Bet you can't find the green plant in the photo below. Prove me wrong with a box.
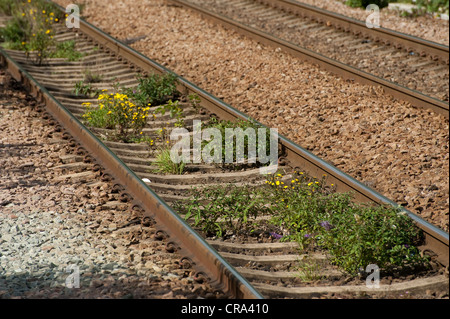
[264,172,429,275]
[203,117,272,167]
[26,28,54,65]
[176,184,269,238]
[21,5,55,64]
[82,68,103,83]
[188,93,201,111]
[179,169,429,275]
[80,101,112,129]
[128,135,155,147]
[154,99,184,127]
[153,146,186,175]
[0,0,66,64]
[415,0,449,13]
[320,202,427,275]
[0,0,17,15]
[0,14,27,48]
[345,0,389,8]
[294,258,324,282]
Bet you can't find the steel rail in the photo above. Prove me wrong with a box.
[0,39,264,301]
[168,0,449,119]
[257,0,449,63]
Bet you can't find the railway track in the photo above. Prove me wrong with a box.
[168,0,449,119]
[1,3,449,298]
[0,72,230,299]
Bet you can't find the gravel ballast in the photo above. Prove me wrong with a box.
[52,0,449,232]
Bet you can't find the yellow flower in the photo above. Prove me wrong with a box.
[42,10,45,14]
[275,181,280,186]
[45,29,51,34]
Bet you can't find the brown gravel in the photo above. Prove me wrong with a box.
[53,0,449,234]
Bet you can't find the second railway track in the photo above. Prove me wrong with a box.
[169,0,449,118]
[0,1,448,299]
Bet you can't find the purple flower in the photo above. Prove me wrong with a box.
[319,221,333,231]
[270,232,283,239]
[304,234,312,238]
